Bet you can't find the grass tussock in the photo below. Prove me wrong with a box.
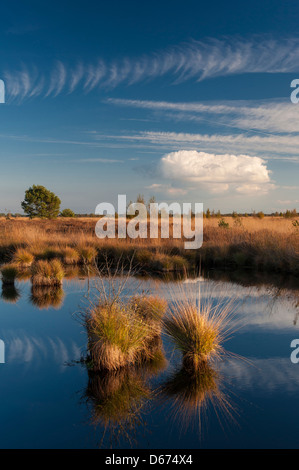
[84,262,166,371]
[164,284,237,370]
[31,259,65,286]
[61,247,80,265]
[130,295,167,332]
[87,302,152,371]
[77,245,97,264]
[13,248,34,267]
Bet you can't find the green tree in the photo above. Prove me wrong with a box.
[60,208,75,217]
[21,185,61,219]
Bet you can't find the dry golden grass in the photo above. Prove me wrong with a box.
[31,259,65,286]
[0,216,298,275]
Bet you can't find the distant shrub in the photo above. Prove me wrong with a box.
[285,209,297,218]
[60,208,75,217]
[257,211,265,219]
[218,218,229,229]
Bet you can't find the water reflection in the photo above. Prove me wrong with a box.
[1,284,21,303]
[82,338,167,447]
[160,362,235,434]
[30,286,65,310]
[84,367,151,447]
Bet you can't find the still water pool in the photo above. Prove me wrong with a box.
[0,273,299,449]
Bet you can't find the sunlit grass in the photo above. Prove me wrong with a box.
[31,259,65,286]
[164,283,238,370]
[13,248,34,267]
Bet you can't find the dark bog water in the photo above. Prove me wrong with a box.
[0,273,299,449]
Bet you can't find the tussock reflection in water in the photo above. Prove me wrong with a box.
[160,362,236,433]
[30,286,65,310]
[1,284,21,303]
[83,346,167,447]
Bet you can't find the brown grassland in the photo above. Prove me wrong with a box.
[0,216,298,275]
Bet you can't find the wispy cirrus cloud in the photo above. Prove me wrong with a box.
[92,130,299,159]
[4,36,299,101]
[107,98,299,134]
[75,157,124,163]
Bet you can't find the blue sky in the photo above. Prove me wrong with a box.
[1,0,299,213]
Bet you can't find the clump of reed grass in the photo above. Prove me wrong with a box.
[149,253,188,272]
[77,246,97,264]
[130,295,167,333]
[84,259,166,371]
[31,259,65,286]
[164,283,237,370]
[135,248,153,265]
[1,264,18,285]
[15,268,31,281]
[87,302,153,371]
[150,253,174,272]
[30,286,64,309]
[60,246,80,265]
[13,248,34,267]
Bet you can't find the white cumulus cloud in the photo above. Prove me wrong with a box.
[160,150,274,194]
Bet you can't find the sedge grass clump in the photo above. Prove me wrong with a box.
[1,264,18,285]
[13,248,34,267]
[150,253,174,272]
[60,246,80,265]
[164,284,237,371]
[84,259,166,371]
[77,246,97,264]
[31,259,65,286]
[130,295,167,333]
[87,302,152,371]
